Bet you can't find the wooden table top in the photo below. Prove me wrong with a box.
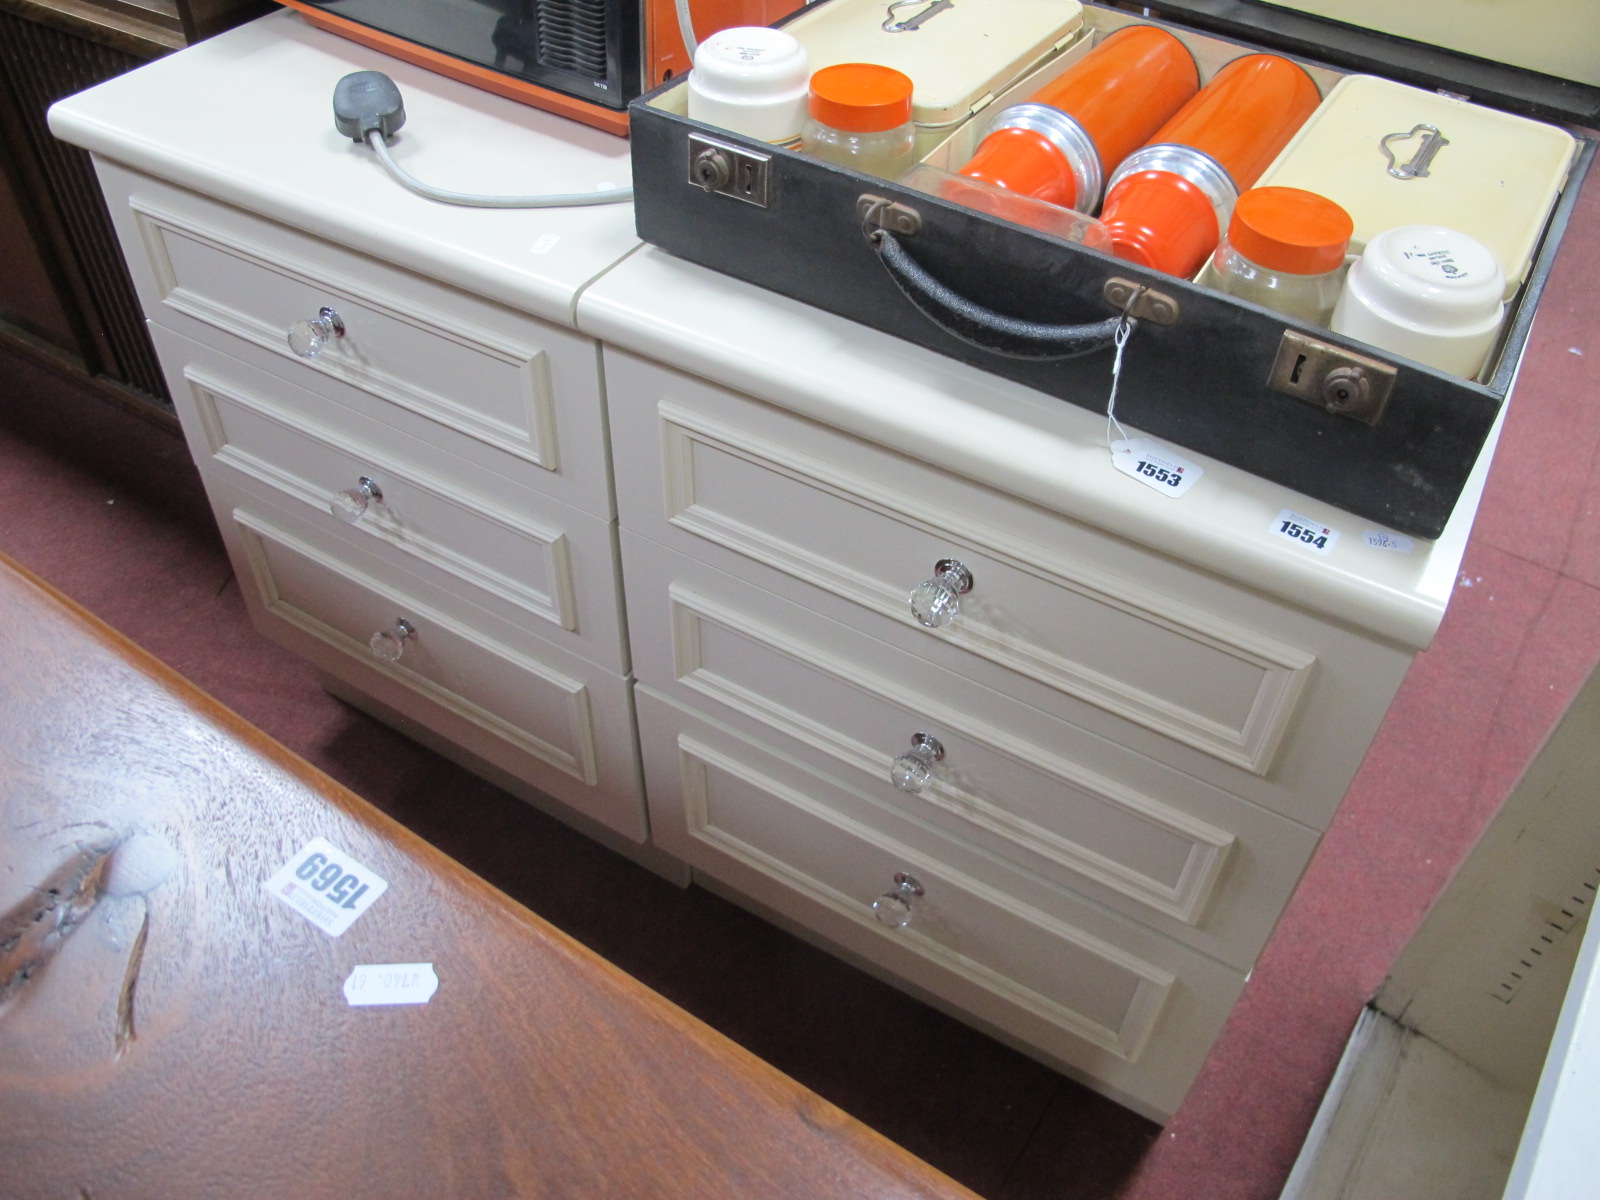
[0,553,979,1200]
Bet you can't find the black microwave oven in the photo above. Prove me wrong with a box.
[277,0,797,135]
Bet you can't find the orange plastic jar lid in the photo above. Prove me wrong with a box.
[1227,186,1354,274]
[808,63,915,133]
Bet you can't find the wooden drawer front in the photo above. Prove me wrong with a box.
[608,361,1313,778]
[154,330,624,672]
[623,534,1318,969]
[637,688,1243,1121]
[211,484,643,840]
[112,171,611,516]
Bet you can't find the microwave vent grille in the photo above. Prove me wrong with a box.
[535,0,610,81]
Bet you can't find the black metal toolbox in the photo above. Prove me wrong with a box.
[628,0,1599,539]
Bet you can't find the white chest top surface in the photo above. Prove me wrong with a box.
[577,246,1493,649]
[48,11,641,327]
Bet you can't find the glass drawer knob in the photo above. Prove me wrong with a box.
[288,306,345,358]
[890,732,944,794]
[369,617,415,662]
[331,476,382,523]
[872,871,925,929]
[909,559,973,628]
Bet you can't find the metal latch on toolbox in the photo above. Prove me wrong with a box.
[1269,331,1397,425]
[687,135,771,207]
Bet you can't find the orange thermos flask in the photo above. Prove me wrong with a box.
[1099,53,1323,277]
[957,25,1199,213]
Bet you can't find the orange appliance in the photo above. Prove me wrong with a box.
[277,0,798,136]
[1098,52,1322,276]
[958,25,1198,212]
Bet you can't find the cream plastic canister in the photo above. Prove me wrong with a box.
[1331,225,1506,378]
[686,27,810,144]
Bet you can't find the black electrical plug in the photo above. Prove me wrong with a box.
[333,71,406,143]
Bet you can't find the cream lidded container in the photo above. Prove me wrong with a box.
[686,26,811,144]
[1331,225,1507,379]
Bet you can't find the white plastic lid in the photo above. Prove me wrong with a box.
[1350,225,1506,329]
[686,27,810,142]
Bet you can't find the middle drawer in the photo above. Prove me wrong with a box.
[623,533,1318,971]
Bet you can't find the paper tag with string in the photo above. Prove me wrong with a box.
[1112,437,1203,497]
[1102,302,1203,499]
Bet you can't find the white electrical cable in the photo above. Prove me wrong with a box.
[674,0,699,58]
[366,130,633,208]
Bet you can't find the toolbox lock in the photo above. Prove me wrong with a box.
[688,135,771,207]
[1322,366,1371,412]
[691,147,732,192]
[1269,331,1396,426]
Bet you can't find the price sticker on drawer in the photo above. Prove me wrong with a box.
[1272,509,1340,555]
[265,836,389,937]
[1111,438,1203,498]
[1363,529,1415,554]
[344,963,438,1007]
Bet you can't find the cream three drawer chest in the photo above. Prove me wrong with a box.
[51,11,1496,1121]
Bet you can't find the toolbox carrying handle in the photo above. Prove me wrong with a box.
[869,228,1123,360]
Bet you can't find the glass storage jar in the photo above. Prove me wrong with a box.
[1213,186,1353,324]
[800,63,916,181]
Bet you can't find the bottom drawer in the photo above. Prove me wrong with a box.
[211,478,646,840]
[637,687,1243,1121]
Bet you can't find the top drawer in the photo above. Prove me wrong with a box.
[606,347,1414,828]
[95,161,614,519]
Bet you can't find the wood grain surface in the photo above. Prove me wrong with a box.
[0,552,980,1200]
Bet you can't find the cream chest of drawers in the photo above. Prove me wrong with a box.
[50,15,654,855]
[52,12,1492,1122]
[579,249,1489,1119]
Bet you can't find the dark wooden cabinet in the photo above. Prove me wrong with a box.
[0,0,269,415]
